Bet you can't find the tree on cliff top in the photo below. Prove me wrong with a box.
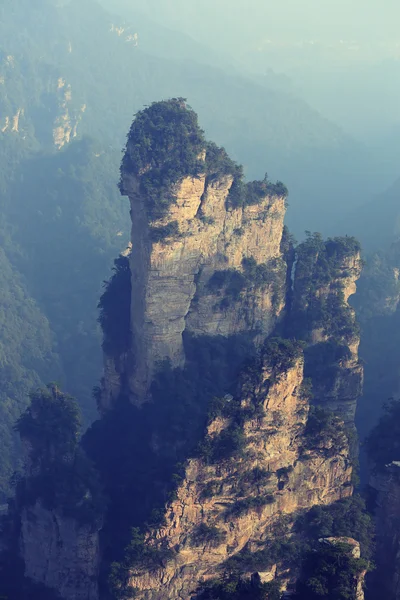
[119,98,288,217]
[15,385,105,525]
[120,98,206,217]
[15,383,80,467]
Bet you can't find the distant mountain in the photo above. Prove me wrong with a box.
[340,176,400,252]
[0,0,382,496]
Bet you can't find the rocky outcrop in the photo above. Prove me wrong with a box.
[112,155,287,405]
[319,538,366,600]
[292,235,363,424]
[53,78,86,149]
[369,463,400,600]
[125,347,352,600]
[20,501,100,600]
[15,385,103,600]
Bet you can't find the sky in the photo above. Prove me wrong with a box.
[130,0,400,44]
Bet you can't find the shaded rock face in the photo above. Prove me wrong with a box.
[319,538,366,600]
[127,354,352,600]
[292,238,363,424]
[108,166,287,405]
[20,501,100,600]
[369,464,400,600]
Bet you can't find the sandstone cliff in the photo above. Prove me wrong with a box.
[124,342,352,600]
[99,100,289,407]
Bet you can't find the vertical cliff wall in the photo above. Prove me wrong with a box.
[15,386,103,600]
[102,100,288,407]
[20,501,100,600]
[119,341,352,600]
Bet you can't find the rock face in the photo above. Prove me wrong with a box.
[126,348,352,600]
[292,235,363,424]
[106,146,287,405]
[369,463,400,600]
[20,501,100,600]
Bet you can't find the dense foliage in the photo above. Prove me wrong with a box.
[0,249,59,498]
[296,542,368,600]
[291,233,361,342]
[296,495,375,561]
[16,385,105,525]
[16,384,81,463]
[197,575,281,600]
[302,407,348,459]
[207,258,286,311]
[98,256,131,358]
[121,99,205,218]
[227,173,288,209]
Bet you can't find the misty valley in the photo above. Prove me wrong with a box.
[0,1,400,600]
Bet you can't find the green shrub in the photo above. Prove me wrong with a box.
[98,255,131,358]
[296,542,369,600]
[207,269,247,301]
[225,538,303,573]
[192,523,227,547]
[16,384,81,465]
[200,480,221,499]
[263,337,304,372]
[196,575,281,600]
[291,233,361,342]
[295,495,374,561]
[226,494,275,517]
[15,385,105,526]
[205,142,242,182]
[302,407,348,458]
[120,99,205,219]
[149,220,180,242]
[199,426,246,464]
[227,173,288,209]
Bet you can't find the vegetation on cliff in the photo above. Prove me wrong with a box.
[98,255,131,358]
[297,541,368,600]
[196,576,281,600]
[16,384,105,525]
[120,99,288,221]
[292,233,361,342]
[207,257,286,310]
[120,98,206,218]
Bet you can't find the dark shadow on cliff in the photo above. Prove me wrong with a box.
[83,332,257,591]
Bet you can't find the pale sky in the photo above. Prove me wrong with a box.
[134,0,400,41]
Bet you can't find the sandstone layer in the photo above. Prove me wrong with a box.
[108,163,287,406]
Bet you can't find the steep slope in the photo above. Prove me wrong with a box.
[290,234,363,424]
[103,100,288,406]
[125,342,352,600]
